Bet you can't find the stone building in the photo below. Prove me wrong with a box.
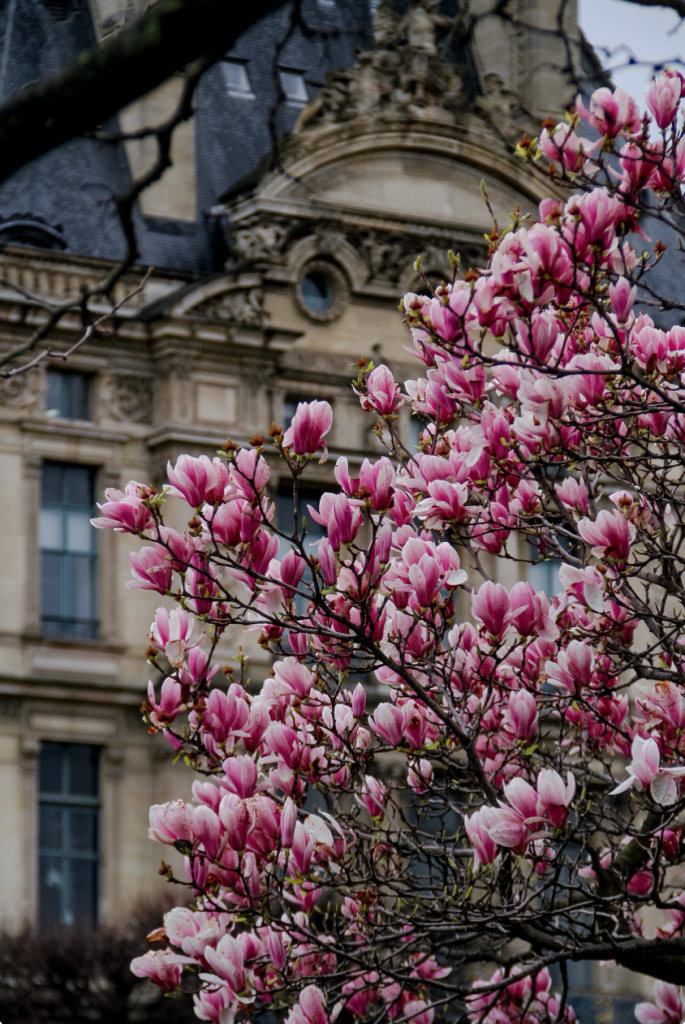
[0,1,642,1019]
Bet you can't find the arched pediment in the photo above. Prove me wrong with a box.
[229,127,552,237]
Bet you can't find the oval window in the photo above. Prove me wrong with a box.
[300,271,333,315]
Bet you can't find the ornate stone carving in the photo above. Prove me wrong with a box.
[293,0,465,133]
[232,220,289,263]
[106,375,153,424]
[194,288,265,326]
[0,372,40,407]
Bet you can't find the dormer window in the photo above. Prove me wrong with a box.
[0,215,66,251]
[279,69,309,106]
[223,60,254,99]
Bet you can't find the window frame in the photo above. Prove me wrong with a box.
[278,67,309,106]
[39,461,99,640]
[222,59,255,99]
[37,742,101,930]
[45,369,93,422]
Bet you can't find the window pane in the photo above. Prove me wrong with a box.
[38,855,63,929]
[223,61,252,95]
[66,510,93,553]
[66,554,95,623]
[67,745,99,799]
[279,70,308,103]
[67,374,91,421]
[41,462,63,504]
[45,371,63,415]
[67,857,97,927]
[41,551,63,620]
[63,465,94,507]
[39,744,64,794]
[39,508,62,550]
[39,806,63,851]
[68,809,98,853]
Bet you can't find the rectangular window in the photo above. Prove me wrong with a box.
[39,462,98,639]
[38,742,100,930]
[45,370,92,421]
[279,69,309,105]
[222,60,254,98]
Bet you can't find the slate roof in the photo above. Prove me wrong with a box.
[0,0,373,275]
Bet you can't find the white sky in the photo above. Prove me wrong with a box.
[579,0,685,106]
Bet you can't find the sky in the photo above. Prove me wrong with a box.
[579,0,685,103]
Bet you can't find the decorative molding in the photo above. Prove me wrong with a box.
[232,220,289,263]
[192,286,265,326]
[0,372,40,407]
[105,374,154,424]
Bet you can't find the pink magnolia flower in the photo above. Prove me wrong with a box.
[361,775,388,819]
[352,682,366,718]
[222,755,258,799]
[576,86,641,137]
[128,546,173,594]
[149,607,195,667]
[131,950,181,993]
[167,454,229,508]
[539,122,595,173]
[149,800,193,846]
[464,809,498,869]
[283,400,333,460]
[356,364,406,415]
[230,448,270,500]
[371,703,405,747]
[646,70,683,129]
[408,758,433,795]
[555,477,589,514]
[609,276,637,323]
[192,804,223,861]
[91,482,153,533]
[219,794,254,851]
[635,681,685,732]
[403,1000,434,1024]
[508,689,538,742]
[504,777,539,821]
[558,563,605,612]
[147,677,184,727]
[479,805,531,854]
[578,509,636,563]
[635,981,685,1024]
[508,581,559,642]
[611,735,685,805]
[471,581,511,638]
[286,985,328,1024]
[309,493,363,551]
[280,797,297,847]
[204,934,247,995]
[358,457,396,510]
[272,657,314,699]
[536,769,575,827]
[414,479,472,528]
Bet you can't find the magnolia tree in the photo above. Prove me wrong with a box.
[93,74,685,1024]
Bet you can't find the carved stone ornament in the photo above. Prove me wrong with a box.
[195,287,265,326]
[292,0,465,134]
[233,220,289,263]
[0,371,40,407]
[106,375,153,424]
